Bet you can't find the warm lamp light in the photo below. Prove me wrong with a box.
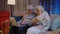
[7,0,15,5]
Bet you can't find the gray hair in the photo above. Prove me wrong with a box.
[35,5,44,11]
[26,5,34,10]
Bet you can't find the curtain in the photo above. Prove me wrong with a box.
[13,0,39,16]
[2,0,39,16]
[39,0,60,15]
[54,0,60,15]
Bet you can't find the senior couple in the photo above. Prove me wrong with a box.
[18,5,50,34]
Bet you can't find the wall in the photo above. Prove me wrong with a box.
[0,0,5,11]
[0,0,39,16]
[0,0,11,16]
[13,0,39,16]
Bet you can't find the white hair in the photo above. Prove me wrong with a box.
[35,5,44,11]
[27,5,34,10]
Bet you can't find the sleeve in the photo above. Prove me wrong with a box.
[17,17,24,24]
[32,18,40,24]
[37,12,51,30]
[21,19,32,26]
[17,19,22,23]
[41,12,51,30]
[17,15,26,24]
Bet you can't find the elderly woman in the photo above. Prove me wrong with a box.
[26,5,51,34]
[18,5,36,34]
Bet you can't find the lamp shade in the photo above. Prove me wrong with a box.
[7,0,15,5]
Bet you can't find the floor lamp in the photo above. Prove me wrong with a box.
[7,0,15,16]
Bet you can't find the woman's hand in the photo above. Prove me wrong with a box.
[32,18,39,25]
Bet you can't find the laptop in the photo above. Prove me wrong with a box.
[10,17,20,27]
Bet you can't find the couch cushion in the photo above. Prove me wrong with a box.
[49,14,60,30]
[50,14,60,22]
[50,14,57,22]
[50,18,60,31]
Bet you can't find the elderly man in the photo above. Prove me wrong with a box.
[26,5,51,34]
[18,5,36,34]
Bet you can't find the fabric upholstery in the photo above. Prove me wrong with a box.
[49,14,60,31]
[0,11,10,30]
[0,11,10,34]
[51,18,60,31]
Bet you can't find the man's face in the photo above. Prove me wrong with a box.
[26,9,33,14]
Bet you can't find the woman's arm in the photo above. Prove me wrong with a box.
[40,12,50,30]
[31,18,40,25]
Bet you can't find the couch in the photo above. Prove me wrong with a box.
[10,14,60,34]
[44,14,60,34]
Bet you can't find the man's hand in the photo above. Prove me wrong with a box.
[21,20,32,25]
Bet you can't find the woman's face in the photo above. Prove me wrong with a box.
[35,9,40,15]
[35,8,43,15]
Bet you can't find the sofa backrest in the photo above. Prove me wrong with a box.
[50,14,60,29]
[50,14,60,23]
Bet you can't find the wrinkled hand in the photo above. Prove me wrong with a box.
[32,18,39,24]
[22,20,32,24]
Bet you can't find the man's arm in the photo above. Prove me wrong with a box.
[17,17,24,24]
